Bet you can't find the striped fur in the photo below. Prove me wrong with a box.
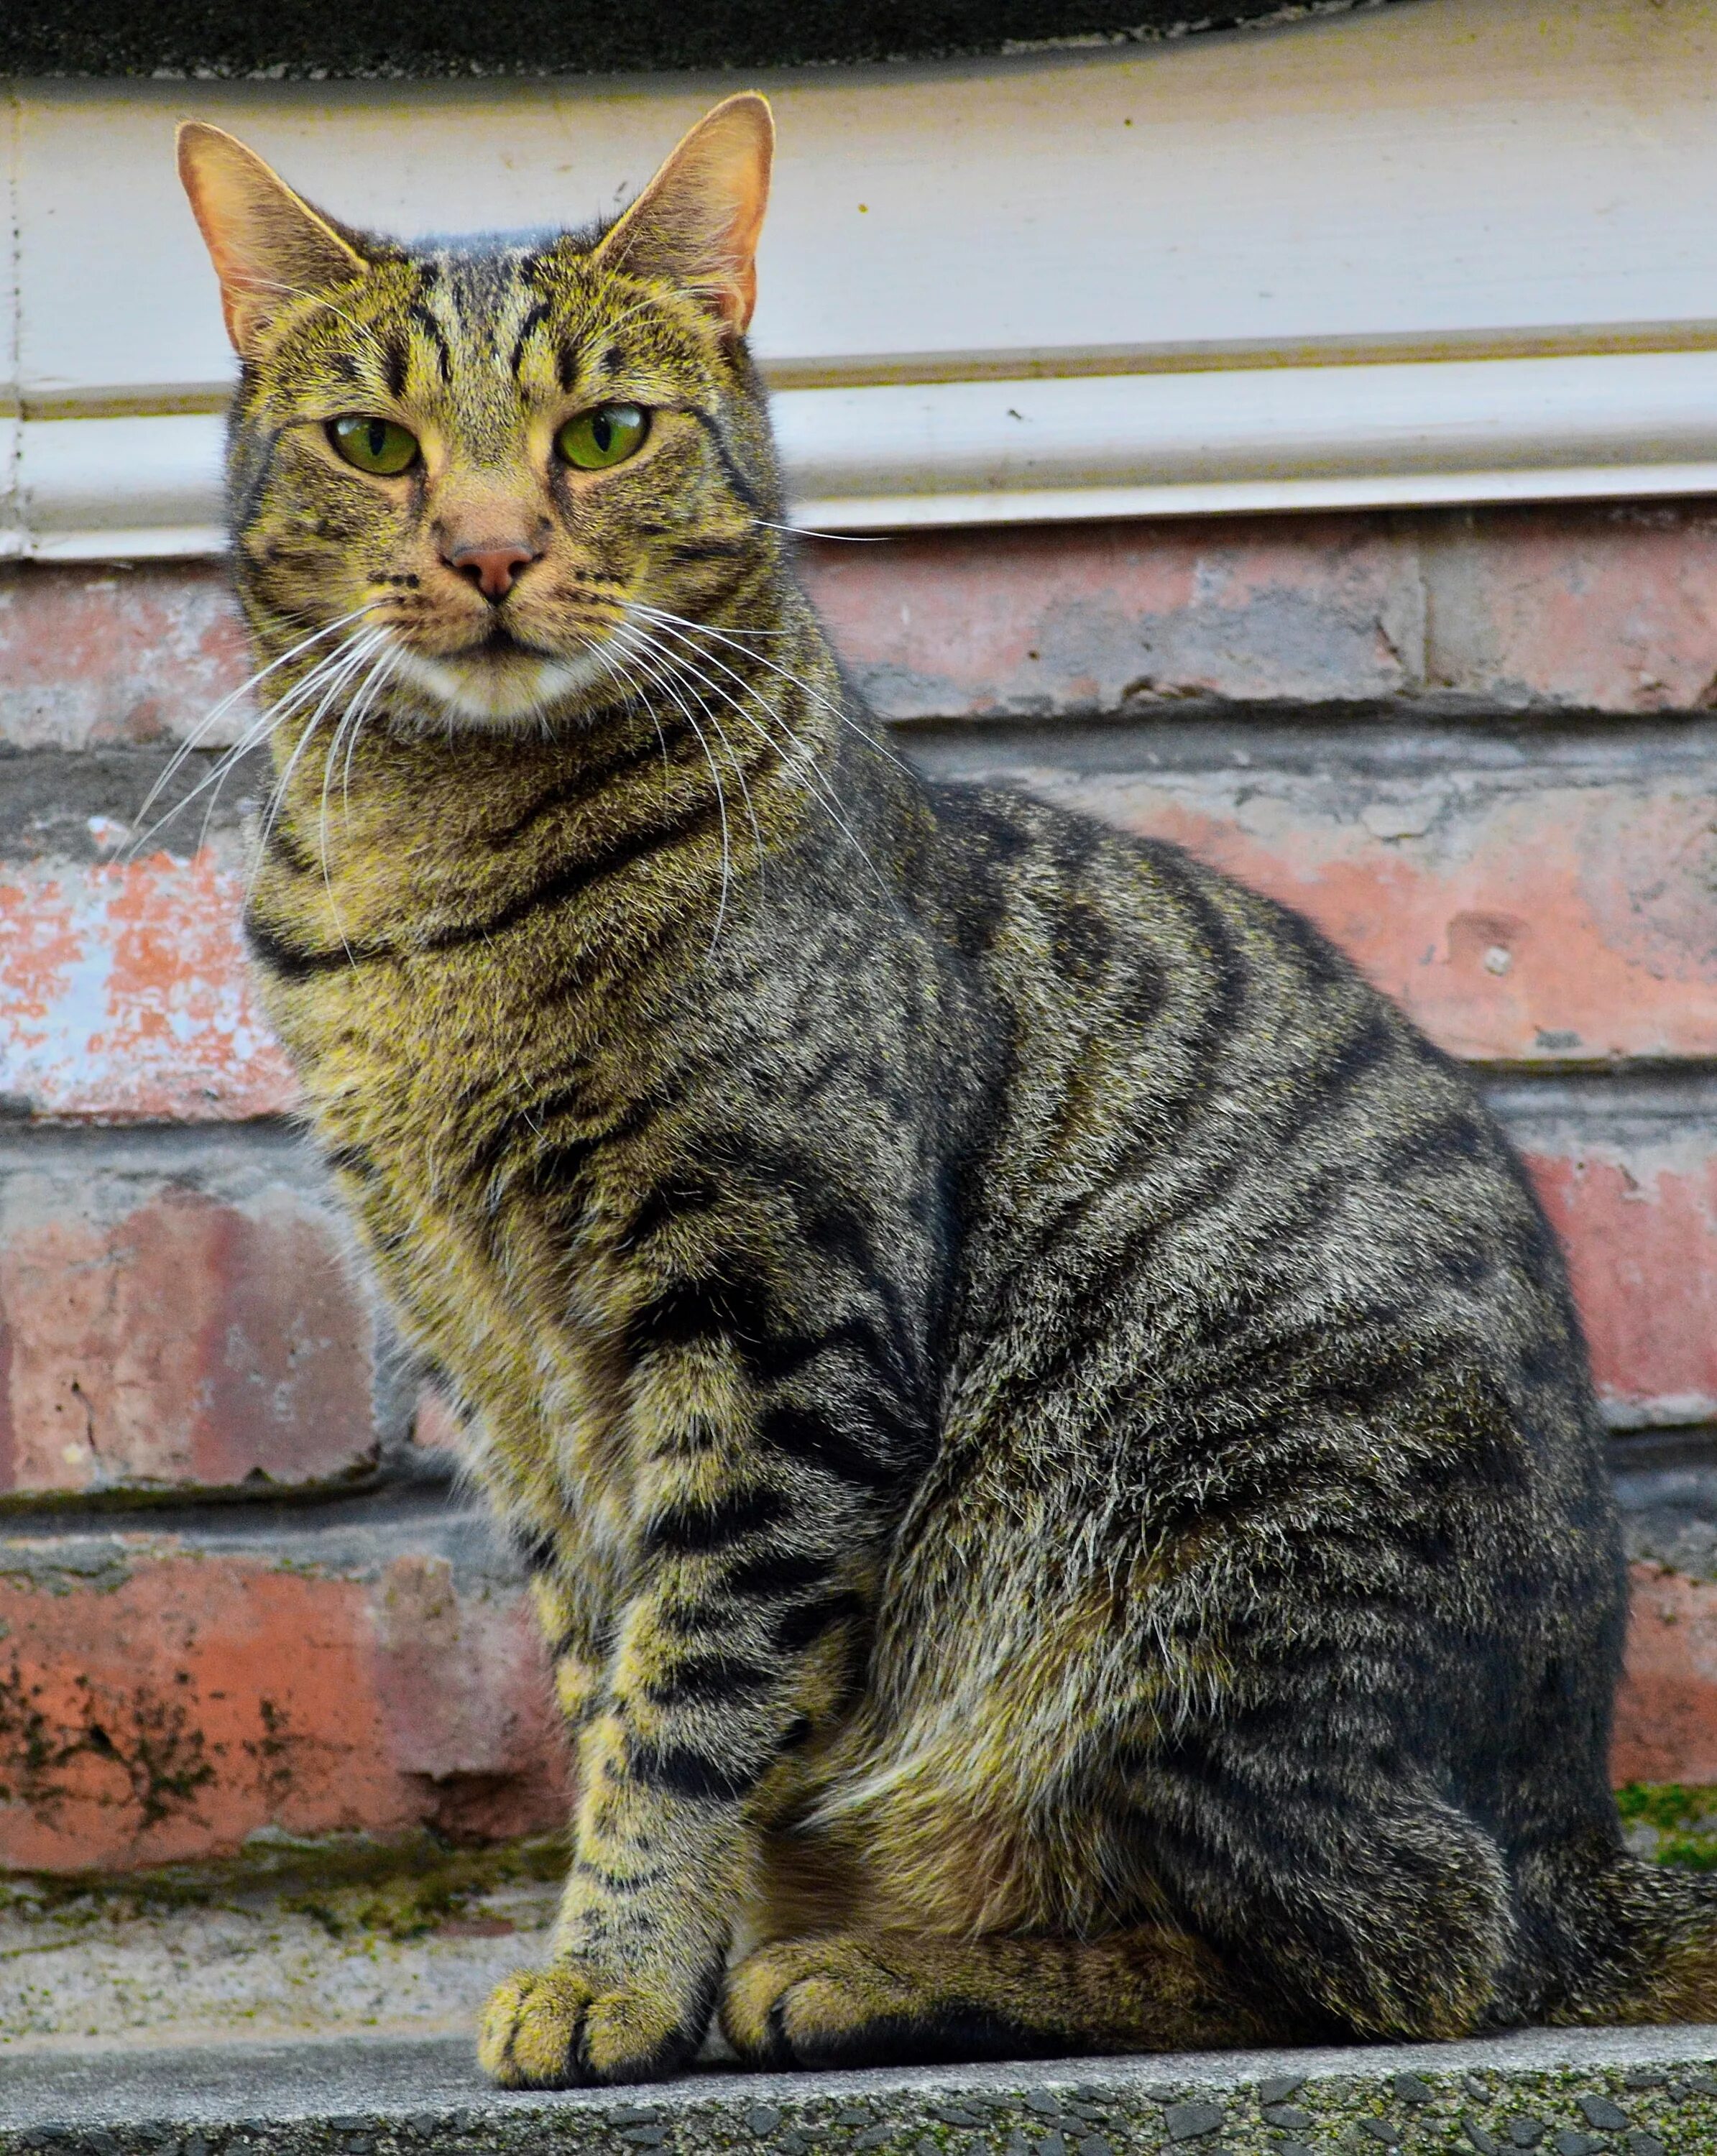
[179,98,1717,2088]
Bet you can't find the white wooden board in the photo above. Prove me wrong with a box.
[4,0,1716,551]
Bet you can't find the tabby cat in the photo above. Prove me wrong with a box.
[177,98,1717,2087]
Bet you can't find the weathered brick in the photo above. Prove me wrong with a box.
[0,1521,1706,1872]
[6,501,1717,757]
[1528,1143,1717,1435]
[809,502,1717,719]
[413,1384,464,1453]
[1614,1564,1717,1785]
[804,514,1425,716]
[0,1128,384,1496]
[0,563,249,752]
[0,1509,568,1871]
[916,720,1717,1065]
[0,833,295,1121]
[7,720,1716,1116]
[1417,503,1717,717]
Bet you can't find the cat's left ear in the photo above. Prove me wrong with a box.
[178,121,369,357]
[593,93,773,335]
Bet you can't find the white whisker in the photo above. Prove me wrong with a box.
[160,628,380,862]
[630,599,913,779]
[753,518,887,543]
[618,626,766,902]
[247,630,390,895]
[629,619,887,897]
[125,602,382,860]
[614,630,734,955]
[313,637,405,961]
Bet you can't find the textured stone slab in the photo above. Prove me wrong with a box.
[2,2025,1716,2152]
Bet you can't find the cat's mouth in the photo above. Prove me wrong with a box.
[385,622,617,725]
[466,621,561,663]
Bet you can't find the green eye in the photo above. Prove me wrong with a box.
[328,416,420,476]
[556,403,650,471]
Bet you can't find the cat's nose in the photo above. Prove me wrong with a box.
[446,539,540,602]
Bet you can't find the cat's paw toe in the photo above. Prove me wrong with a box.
[478,1963,704,2088]
[580,1976,704,2084]
[479,1966,595,2088]
[722,1935,902,2070]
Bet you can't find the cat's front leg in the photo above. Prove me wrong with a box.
[481,1347,882,2087]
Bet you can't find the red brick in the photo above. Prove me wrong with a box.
[0,1160,379,1497]
[6,501,1717,757]
[1525,1135,1717,1432]
[7,739,1713,1117]
[801,514,1424,714]
[3,1120,1701,1493]
[1614,1563,1717,1786]
[412,1384,464,1453]
[0,563,249,752]
[0,1533,568,1871]
[801,499,1717,719]
[921,735,1717,1065]
[1419,503,1717,717]
[0,1531,1704,1871]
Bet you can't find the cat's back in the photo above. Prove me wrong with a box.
[916,775,1608,1506]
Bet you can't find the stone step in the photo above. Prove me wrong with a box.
[2,2025,1715,2155]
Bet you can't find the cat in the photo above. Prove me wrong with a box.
[176,96,1717,2087]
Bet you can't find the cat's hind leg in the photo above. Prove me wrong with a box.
[721,1925,1274,2069]
[722,1766,1515,2069]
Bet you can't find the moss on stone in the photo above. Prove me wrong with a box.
[1617,1782,1717,1871]
[0,1826,566,1939]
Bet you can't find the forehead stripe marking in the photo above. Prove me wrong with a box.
[408,302,454,384]
[508,300,553,381]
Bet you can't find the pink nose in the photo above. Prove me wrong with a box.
[446,540,539,602]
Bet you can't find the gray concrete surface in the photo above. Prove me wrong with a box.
[0,1865,558,2055]
[2,2024,1716,2152]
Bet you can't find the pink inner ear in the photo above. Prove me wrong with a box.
[178,123,367,355]
[596,96,773,333]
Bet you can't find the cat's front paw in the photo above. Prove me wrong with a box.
[478,1961,705,2088]
[722,1933,910,2070]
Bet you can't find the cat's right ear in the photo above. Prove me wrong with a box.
[592,93,774,335]
[177,122,368,358]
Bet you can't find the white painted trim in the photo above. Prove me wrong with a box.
[14,348,1717,559]
[776,351,1717,522]
[5,0,1717,554]
[793,466,1717,535]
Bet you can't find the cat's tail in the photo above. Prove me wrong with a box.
[1545,1850,1717,2026]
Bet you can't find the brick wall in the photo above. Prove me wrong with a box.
[4,498,1716,1870]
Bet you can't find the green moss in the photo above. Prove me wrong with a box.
[1616,1781,1717,1870]
[0,1827,566,1938]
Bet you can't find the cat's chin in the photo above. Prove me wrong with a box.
[386,641,617,729]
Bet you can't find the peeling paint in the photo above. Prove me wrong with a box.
[0,842,295,1120]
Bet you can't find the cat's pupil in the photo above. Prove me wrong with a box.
[591,413,613,453]
[367,421,387,459]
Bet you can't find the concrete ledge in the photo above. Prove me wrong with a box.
[2,2027,1715,2153]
